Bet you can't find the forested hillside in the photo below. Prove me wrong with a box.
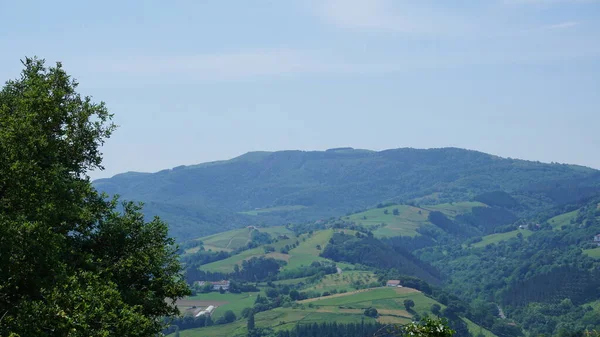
[416,198,600,336]
[94,148,600,240]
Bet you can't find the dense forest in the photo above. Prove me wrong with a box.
[416,198,600,336]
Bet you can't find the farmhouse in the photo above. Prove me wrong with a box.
[211,280,230,291]
[194,280,230,291]
[386,280,401,287]
[594,234,600,246]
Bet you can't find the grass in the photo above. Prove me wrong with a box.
[197,228,253,252]
[347,202,481,238]
[240,205,307,216]
[302,271,378,293]
[548,210,579,230]
[421,202,486,218]
[583,247,600,259]
[200,230,298,273]
[283,229,334,270]
[173,287,496,337]
[464,317,496,337]
[187,291,262,320]
[472,229,532,248]
[347,205,431,237]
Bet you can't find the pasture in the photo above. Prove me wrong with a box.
[347,205,430,237]
[583,247,600,259]
[548,210,579,230]
[472,229,532,248]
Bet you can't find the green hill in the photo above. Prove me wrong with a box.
[93,147,600,240]
[345,202,484,237]
[172,287,496,337]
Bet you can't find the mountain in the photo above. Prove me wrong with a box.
[93,147,600,240]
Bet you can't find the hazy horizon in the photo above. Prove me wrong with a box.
[2,0,599,179]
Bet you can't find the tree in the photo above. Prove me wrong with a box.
[431,304,442,316]
[364,307,378,317]
[224,310,237,323]
[393,208,400,215]
[384,209,389,215]
[247,310,255,330]
[0,58,189,337]
[404,299,416,311]
[289,290,300,301]
[266,288,279,298]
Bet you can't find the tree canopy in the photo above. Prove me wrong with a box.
[0,58,189,337]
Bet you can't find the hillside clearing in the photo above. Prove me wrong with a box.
[472,229,532,248]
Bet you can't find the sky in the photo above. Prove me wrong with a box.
[1,0,599,179]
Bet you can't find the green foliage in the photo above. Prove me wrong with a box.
[364,307,378,317]
[321,232,441,284]
[0,58,189,336]
[400,318,455,337]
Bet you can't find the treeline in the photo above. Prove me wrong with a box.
[417,198,600,336]
[275,321,388,337]
[321,232,441,284]
[186,258,337,286]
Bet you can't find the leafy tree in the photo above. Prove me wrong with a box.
[289,290,300,300]
[404,299,416,311]
[265,288,279,298]
[223,310,237,323]
[364,307,378,317]
[393,208,400,215]
[432,304,442,316]
[0,58,189,337]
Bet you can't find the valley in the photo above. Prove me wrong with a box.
[94,149,600,337]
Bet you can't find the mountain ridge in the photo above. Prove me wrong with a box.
[93,147,600,240]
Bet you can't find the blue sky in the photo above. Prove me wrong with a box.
[1,0,599,179]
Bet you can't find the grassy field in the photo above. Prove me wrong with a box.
[171,287,496,337]
[283,229,334,270]
[240,205,307,216]
[421,202,486,218]
[472,229,533,248]
[347,202,481,238]
[196,228,253,252]
[548,210,579,230]
[182,291,261,321]
[200,230,299,273]
[583,247,600,259]
[464,317,497,337]
[347,205,431,237]
[302,270,379,293]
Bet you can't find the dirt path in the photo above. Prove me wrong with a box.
[299,288,374,303]
[225,228,255,249]
[497,304,506,319]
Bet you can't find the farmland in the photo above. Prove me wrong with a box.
[346,202,483,238]
[583,247,600,259]
[472,229,533,248]
[173,286,495,337]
